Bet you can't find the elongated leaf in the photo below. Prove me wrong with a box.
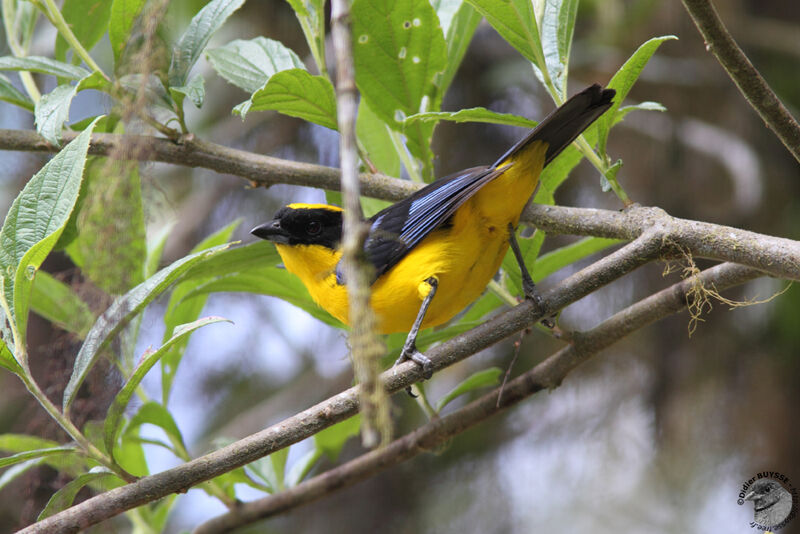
[63,242,231,411]
[145,223,175,279]
[539,0,579,97]
[0,56,90,79]
[439,0,482,94]
[534,237,621,280]
[168,0,247,87]
[35,84,77,145]
[0,458,43,490]
[54,0,113,63]
[38,469,117,520]
[0,433,60,452]
[502,228,546,296]
[161,221,239,403]
[184,270,344,328]
[206,36,304,94]
[109,0,147,64]
[0,341,22,374]
[0,120,96,352]
[314,415,361,461]
[105,317,229,455]
[235,69,337,129]
[357,99,401,177]
[124,402,185,454]
[352,0,447,171]
[406,107,537,128]
[597,35,677,156]
[30,271,94,337]
[613,101,666,126]
[65,154,146,295]
[465,0,543,66]
[246,448,289,493]
[0,73,34,111]
[0,446,76,468]
[436,367,502,411]
[285,448,321,488]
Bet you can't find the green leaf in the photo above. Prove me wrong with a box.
[533,237,621,280]
[613,101,666,126]
[406,107,537,128]
[597,35,677,156]
[285,448,321,487]
[123,402,186,458]
[501,229,544,296]
[357,99,401,177]
[30,271,94,337]
[170,73,205,109]
[285,0,326,73]
[64,155,146,295]
[539,0,579,97]
[0,56,90,79]
[0,433,60,452]
[104,317,230,456]
[37,469,117,520]
[62,242,231,412]
[34,84,77,145]
[235,69,337,130]
[0,458,43,490]
[0,120,97,351]
[439,0,482,94]
[0,446,77,468]
[314,415,361,461]
[168,0,247,88]
[145,223,175,278]
[352,0,447,172]
[109,0,147,65]
[465,0,543,66]
[245,447,289,493]
[161,221,239,404]
[435,367,502,412]
[184,270,344,328]
[206,36,305,94]
[0,341,22,374]
[0,73,34,111]
[2,1,38,54]
[54,0,113,63]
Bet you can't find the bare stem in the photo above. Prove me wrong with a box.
[681,0,800,163]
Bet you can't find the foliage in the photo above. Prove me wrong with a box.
[0,0,679,529]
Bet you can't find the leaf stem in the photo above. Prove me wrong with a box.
[37,0,109,80]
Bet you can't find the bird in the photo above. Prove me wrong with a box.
[252,84,615,378]
[744,478,793,528]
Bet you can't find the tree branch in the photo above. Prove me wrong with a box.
[681,0,800,163]
[191,262,761,534]
[2,129,798,280]
[19,232,665,533]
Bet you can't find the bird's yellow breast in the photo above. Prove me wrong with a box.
[273,142,546,334]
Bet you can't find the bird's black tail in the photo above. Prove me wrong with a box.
[494,84,616,167]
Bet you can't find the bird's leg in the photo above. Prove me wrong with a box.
[507,223,553,327]
[394,276,438,382]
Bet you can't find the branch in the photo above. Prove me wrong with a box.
[681,0,800,163]
[20,233,664,533]
[191,262,761,533]
[331,0,391,448]
[2,129,798,280]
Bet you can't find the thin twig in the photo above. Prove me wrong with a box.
[681,0,800,163]
[330,0,390,448]
[191,262,762,533]
[19,234,663,533]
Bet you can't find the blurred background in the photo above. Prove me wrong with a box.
[1,0,799,532]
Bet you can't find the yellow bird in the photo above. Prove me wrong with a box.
[252,84,615,377]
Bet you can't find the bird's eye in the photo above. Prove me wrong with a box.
[765,486,772,493]
[307,221,322,235]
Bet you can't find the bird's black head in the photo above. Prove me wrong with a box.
[251,204,342,249]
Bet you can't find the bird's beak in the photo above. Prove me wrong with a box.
[251,220,290,244]
[744,491,755,501]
